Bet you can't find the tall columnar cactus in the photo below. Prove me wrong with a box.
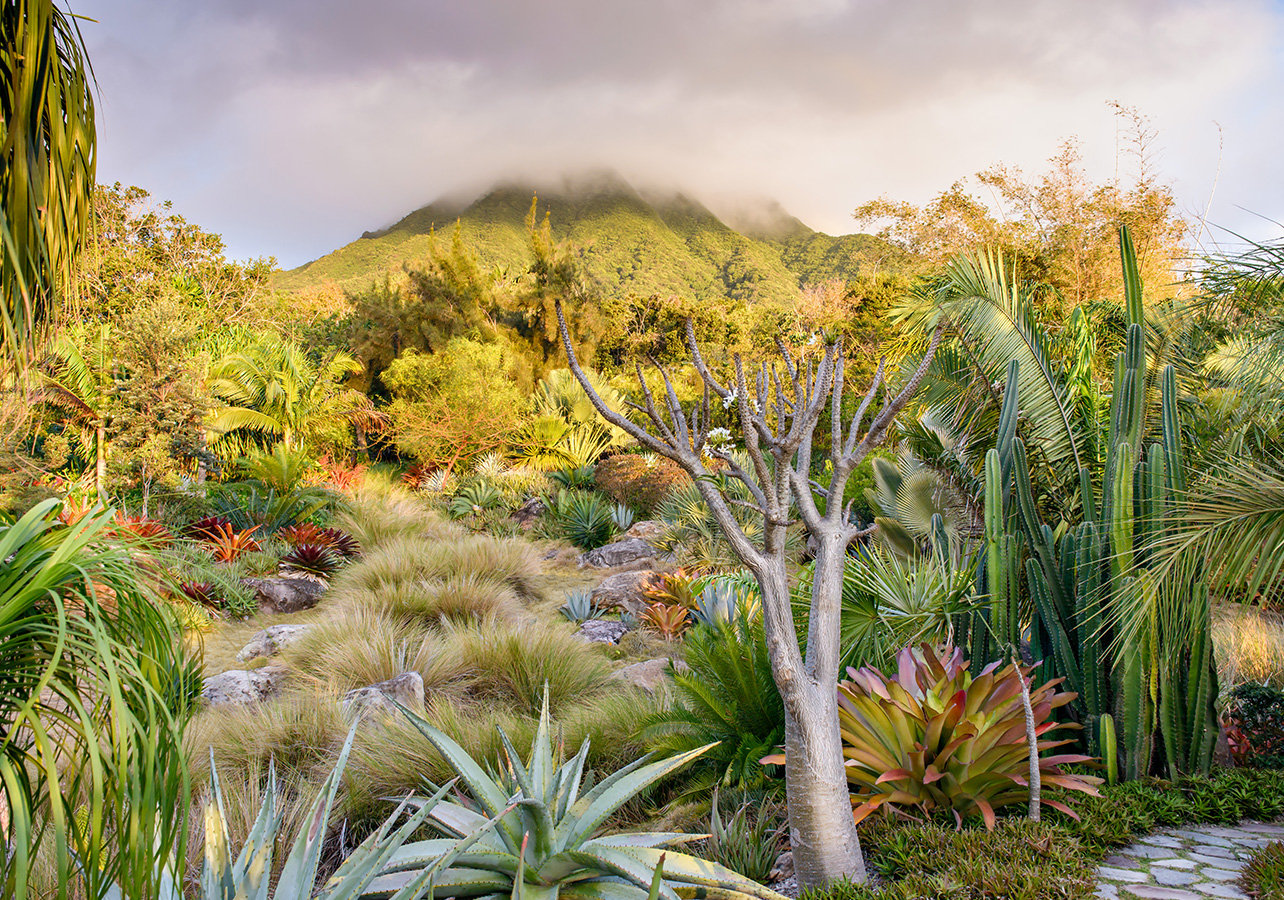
[979,227,1218,780]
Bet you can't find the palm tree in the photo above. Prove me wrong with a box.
[1,0,96,371]
[206,334,377,454]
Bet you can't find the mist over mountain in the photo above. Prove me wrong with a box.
[275,171,897,302]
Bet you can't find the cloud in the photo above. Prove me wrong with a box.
[79,0,1284,266]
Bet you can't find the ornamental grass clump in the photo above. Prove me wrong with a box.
[836,643,1101,827]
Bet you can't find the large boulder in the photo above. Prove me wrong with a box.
[237,624,313,662]
[202,666,287,707]
[614,658,676,694]
[625,520,666,542]
[576,619,631,645]
[342,672,425,718]
[590,570,658,616]
[578,538,658,570]
[241,576,325,614]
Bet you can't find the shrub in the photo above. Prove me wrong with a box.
[1224,683,1284,768]
[834,644,1101,827]
[1242,841,1284,900]
[642,613,784,792]
[541,488,618,550]
[549,464,596,490]
[595,452,689,514]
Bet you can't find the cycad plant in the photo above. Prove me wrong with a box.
[374,694,786,900]
[641,612,785,792]
[0,499,196,898]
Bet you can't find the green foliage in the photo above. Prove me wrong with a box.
[238,444,315,494]
[446,479,504,519]
[0,500,195,898]
[1,0,96,370]
[800,768,1284,900]
[653,466,781,571]
[642,613,785,792]
[1224,683,1284,769]
[385,338,525,472]
[1242,841,1284,900]
[704,791,787,884]
[541,488,619,550]
[373,693,786,900]
[836,644,1100,828]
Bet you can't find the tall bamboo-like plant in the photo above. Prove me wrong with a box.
[0,499,196,898]
[978,228,1219,780]
[1,0,96,371]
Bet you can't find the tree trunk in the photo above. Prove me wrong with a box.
[758,559,866,888]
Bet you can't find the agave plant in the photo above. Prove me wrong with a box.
[280,542,343,579]
[370,695,786,900]
[640,601,691,642]
[832,643,1101,828]
[691,581,739,629]
[543,489,617,550]
[190,728,486,900]
[206,522,262,563]
[559,589,601,624]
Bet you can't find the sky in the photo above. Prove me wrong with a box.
[80,0,1284,269]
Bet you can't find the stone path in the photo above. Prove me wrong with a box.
[1095,821,1284,899]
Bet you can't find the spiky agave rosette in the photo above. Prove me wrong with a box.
[365,693,790,900]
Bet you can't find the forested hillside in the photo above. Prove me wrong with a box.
[275,172,896,299]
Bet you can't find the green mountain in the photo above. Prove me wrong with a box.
[275,172,896,302]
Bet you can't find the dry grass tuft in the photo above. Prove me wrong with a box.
[1213,604,1284,691]
[335,481,461,551]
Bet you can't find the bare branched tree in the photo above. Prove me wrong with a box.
[556,300,943,888]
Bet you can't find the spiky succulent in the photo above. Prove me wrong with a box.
[640,602,691,642]
[185,515,234,541]
[559,589,600,624]
[280,543,342,578]
[691,581,738,628]
[206,523,262,563]
[112,513,173,546]
[367,695,786,900]
[177,581,221,609]
[834,643,1102,828]
[278,523,361,558]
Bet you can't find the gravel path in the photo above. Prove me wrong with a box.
[1094,822,1284,899]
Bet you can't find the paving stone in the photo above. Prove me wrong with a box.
[1140,835,1186,849]
[1178,833,1236,848]
[1190,854,1245,870]
[1123,844,1175,859]
[1102,854,1146,870]
[1098,866,1150,884]
[1122,886,1202,900]
[1192,844,1239,860]
[1096,885,1119,900]
[1242,823,1284,836]
[1201,867,1241,882]
[1192,884,1248,899]
[1153,868,1200,887]
[1151,858,1197,870]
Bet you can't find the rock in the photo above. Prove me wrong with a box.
[241,576,326,614]
[237,624,312,662]
[590,570,659,616]
[625,520,665,542]
[342,672,425,718]
[576,619,631,644]
[512,496,546,528]
[202,666,287,707]
[769,851,794,883]
[615,658,675,693]
[578,538,659,569]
